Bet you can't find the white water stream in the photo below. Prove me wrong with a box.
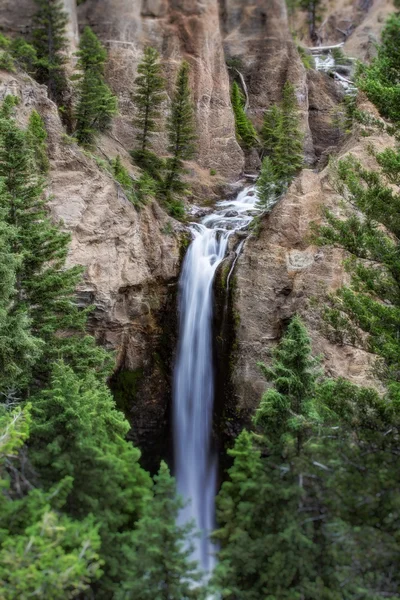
[173,186,260,573]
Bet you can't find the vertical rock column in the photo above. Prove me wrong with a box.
[78,0,244,179]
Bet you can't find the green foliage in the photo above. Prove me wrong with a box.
[111,155,156,208]
[357,14,400,125]
[0,97,109,383]
[0,510,102,599]
[274,82,304,181]
[297,44,315,69]
[26,109,49,173]
[0,50,15,72]
[74,27,117,146]
[213,318,337,599]
[214,316,400,598]
[255,156,281,211]
[258,82,303,207]
[132,47,165,156]
[231,81,258,149]
[163,61,196,198]
[32,0,69,106]
[117,462,204,600]
[316,152,400,389]
[10,38,38,74]
[0,210,42,394]
[299,0,323,41]
[29,361,152,595]
[0,406,103,599]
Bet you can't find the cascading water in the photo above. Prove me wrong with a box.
[173,186,260,573]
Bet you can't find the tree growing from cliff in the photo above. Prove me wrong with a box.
[32,0,69,109]
[260,82,303,193]
[117,461,204,600]
[255,156,281,210]
[357,14,400,125]
[163,61,197,197]
[131,47,165,175]
[272,82,304,182]
[74,27,117,146]
[299,0,323,42]
[0,97,111,385]
[231,81,258,149]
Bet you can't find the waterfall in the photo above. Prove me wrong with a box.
[173,186,260,573]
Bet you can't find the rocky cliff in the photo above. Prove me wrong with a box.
[0,0,394,458]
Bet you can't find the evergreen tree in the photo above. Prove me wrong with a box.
[317,150,400,394]
[32,0,69,106]
[231,81,258,149]
[117,461,204,600]
[299,0,323,42]
[0,405,103,599]
[255,156,281,211]
[357,14,400,125]
[259,82,303,196]
[164,61,197,196]
[214,318,342,600]
[131,47,165,172]
[74,27,117,146]
[9,38,38,74]
[212,430,269,600]
[26,109,49,173]
[29,361,152,595]
[0,208,42,394]
[261,103,282,157]
[273,82,304,183]
[0,97,111,383]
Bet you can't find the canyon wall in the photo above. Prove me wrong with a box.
[0,0,395,454]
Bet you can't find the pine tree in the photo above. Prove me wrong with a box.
[131,47,165,173]
[299,0,323,42]
[117,461,204,600]
[29,361,152,595]
[74,27,117,146]
[164,61,197,196]
[212,431,269,600]
[0,208,42,394]
[273,82,304,183]
[0,96,111,383]
[9,38,38,74]
[231,81,258,149]
[261,103,283,156]
[214,318,341,600]
[357,14,400,125]
[26,110,49,173]
[32,0,69,106]
[0,405,103,599]
[255,156,281,211]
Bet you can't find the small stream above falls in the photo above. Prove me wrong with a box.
[173,186,260,573]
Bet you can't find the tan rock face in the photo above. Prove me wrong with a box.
[0,71,181,456]
[78,0,244,180]
[232,126,393,414]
